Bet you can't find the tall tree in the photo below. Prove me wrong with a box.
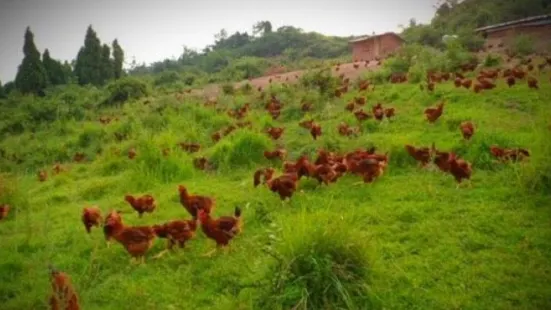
[112,39,124,79]
[100,44,114,83]
[74,25,103,85]
[14,27,48,95]
[0,80,5,99]
[42,49,68,85]
[253,21,273,36]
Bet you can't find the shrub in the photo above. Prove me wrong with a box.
[483,53,501,67]
[210,130,272,170]
[102,77,149,106]
[256,212,374,310]
[300,68,339,96]
[153,70,181,86]
[511,34,535,56]
[221,83,235,95]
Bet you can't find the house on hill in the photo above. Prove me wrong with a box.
[349,32,404,62]
[475,14,551,53]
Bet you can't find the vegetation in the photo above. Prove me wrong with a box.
[1,1,551,309]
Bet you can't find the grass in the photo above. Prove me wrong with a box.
[1,69,551,310]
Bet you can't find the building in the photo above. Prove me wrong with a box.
[349,32,404,62]
[475,14,551,53]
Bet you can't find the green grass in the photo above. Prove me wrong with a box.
[1,71,551,310]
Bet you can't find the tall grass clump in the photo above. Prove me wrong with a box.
[517,125,551,193]
[210,130,272,170]
[256,212,375,310]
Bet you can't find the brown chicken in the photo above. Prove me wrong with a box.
[460,121,475,140]
[354,109,371,122]
[506,76,516,87]
[384,108,395,120]
[454,78,462,88]
[38,170,48,182]
[266,173,299,201]
[372,103,384,121]
[124,194,157,218]
[448,153,472,186]
[527,76,539,89]
[0,204,10,221]
[424,101,444,123]
[266,127,284,140]
[103,210,122,246]
[462,79,472,89]
[178,185,215,216]
[179,142,201,153]
[198,206,242,256]
[312,164,339,185]
[53,163,64,175]
[299,119,314,129]
[104,211,157,263]
[253,167,275,187]
[354,96,366,106]
[490,145,530,162]
[345,101,355,111]
[310,123,322,140]
[211,131,222,143]
[193,157,213,171]
[264,149,287,161]
[405,145,432,167]
[152,212,198,258]
[127,148,137,159]
[49,265,80,310]
[432,145,451,173]
[82,206,102,233]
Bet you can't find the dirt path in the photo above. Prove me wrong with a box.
[191,60,383,98]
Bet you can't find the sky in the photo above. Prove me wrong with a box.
[0,0,436,82]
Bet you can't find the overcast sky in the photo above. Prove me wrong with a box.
[0,0,436,82]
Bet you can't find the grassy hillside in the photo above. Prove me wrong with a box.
[1,51,551,309]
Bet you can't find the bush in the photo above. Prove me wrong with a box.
[153,70,181,86]
[483,54,501,67]
[221,83,235,95]
[257,212,374,310]
[511,34,535,56]
[300,68,339,96]
[103,77,150,106]
[210,130,272,170]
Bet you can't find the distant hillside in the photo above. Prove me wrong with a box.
[128,21,354,82]
[401,0,551,49]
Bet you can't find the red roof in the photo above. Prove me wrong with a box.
[349,32,404,44]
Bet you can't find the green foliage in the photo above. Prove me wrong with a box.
[74,25,119,86]
[0,81,5,99]
[153,70,181,86]
[102,77,149,106]
[210,130,272,170]
[258,213,374,309]
[100,44,114,82]
[14,27,48,95]
[221,83,235,95]
[300,68,339,96]
[511,34,536,56]
[112,39,124,79]
[42,49,69,86]
[483,54,502,67]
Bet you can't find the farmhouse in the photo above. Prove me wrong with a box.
[349,32,404,62]
[475,14,551,53]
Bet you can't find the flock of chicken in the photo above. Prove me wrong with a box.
[1,54,548,310]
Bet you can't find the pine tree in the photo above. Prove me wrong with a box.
[74,25,103,85]
[0,80,5,99]
[112,39,124,79]
[100,44,114,83]
[42,49,68,85]
[14,27,48,95]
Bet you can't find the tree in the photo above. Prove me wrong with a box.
[253,21,273,36]
[14,27,48,95]
[42,49,68,85]
[112,39,124,79]
[0,81,5,99]
[74,25,103,85]
[100,44,114,83]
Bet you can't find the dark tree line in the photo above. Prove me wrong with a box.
[12,25,125,95]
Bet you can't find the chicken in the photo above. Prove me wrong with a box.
[527,76,539,89]
[448,153,472,186]
[299,119,314,129]
[152,213,198,258]
[49,265,80,310]
[338,122,359,137]
[52,163,64,175]
[372,103,384,121]
[264,149,287,161]
[433,148,451,172]
[162,148,170,157]
[490,145,530,162]
[253,167,275,187]
[424,101,444,123]
[82,206,102,233]
[384,108,395,120]
[211,131,222,143]
[454,78,462,87]
[301,102,313,112]
[460,121,475,140]
[0,204,10,221]
[351,158,386,183]
[178,185,215,216]
[38,170,48,182]
[345,101,355,111]
[310,123,322,140]
[506,76,515,87]
[104,211,157,263]
[266,174,299,201]
[462,79,472,89]
[179,142,201,153]
[405,144,432,167]
[193,157,213,171]
[266,127,284,140]
[312,164,339,185]
[127,148,137,159]
[354,109,371,122]
[103,210,122,246]
[124,194,156,218]
[354,97,366,106]
[198,206,242,256]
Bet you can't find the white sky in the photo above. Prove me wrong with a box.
[0,0,436,82]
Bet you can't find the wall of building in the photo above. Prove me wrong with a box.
[483,23,551,53]
[352,35,403,62]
